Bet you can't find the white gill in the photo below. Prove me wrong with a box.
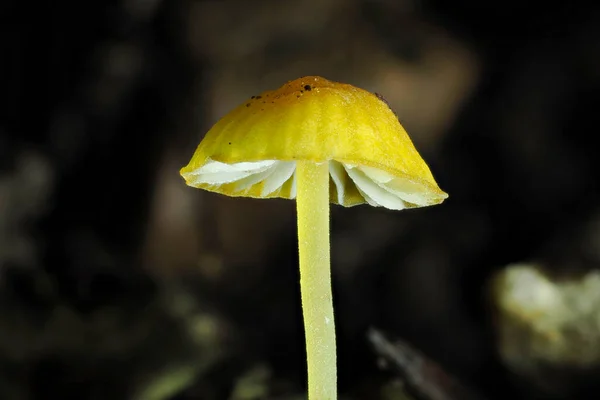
[184,159,430,210]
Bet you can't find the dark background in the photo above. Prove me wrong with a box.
[1,0,599,399]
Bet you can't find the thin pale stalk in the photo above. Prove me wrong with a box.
[295,160,336,400]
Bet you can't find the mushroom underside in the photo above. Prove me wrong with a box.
[183,159,435,210]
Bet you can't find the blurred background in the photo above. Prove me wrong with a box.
[1,0,600,399]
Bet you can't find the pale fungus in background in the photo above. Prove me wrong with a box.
[493,263,600,395]
[180,76,448,400]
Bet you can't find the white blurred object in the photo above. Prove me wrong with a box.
[493,263,600,395]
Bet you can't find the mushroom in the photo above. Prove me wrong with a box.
[180,76,448,399]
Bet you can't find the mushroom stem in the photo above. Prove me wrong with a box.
[296,160,336,400]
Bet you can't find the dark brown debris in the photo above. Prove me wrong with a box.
[368,328,489,400]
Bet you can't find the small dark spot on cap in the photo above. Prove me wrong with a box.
[374,93,397,116]
[256,95,262,99]
[251,96,256,99]
[246,103,250,107]
[374,93,390,106]
[228,142,232,145]
[304,84,311,91]
[297,95,301,98]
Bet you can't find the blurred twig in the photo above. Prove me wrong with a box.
[368,328,488,400]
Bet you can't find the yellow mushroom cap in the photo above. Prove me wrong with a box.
[180,76,448,210]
